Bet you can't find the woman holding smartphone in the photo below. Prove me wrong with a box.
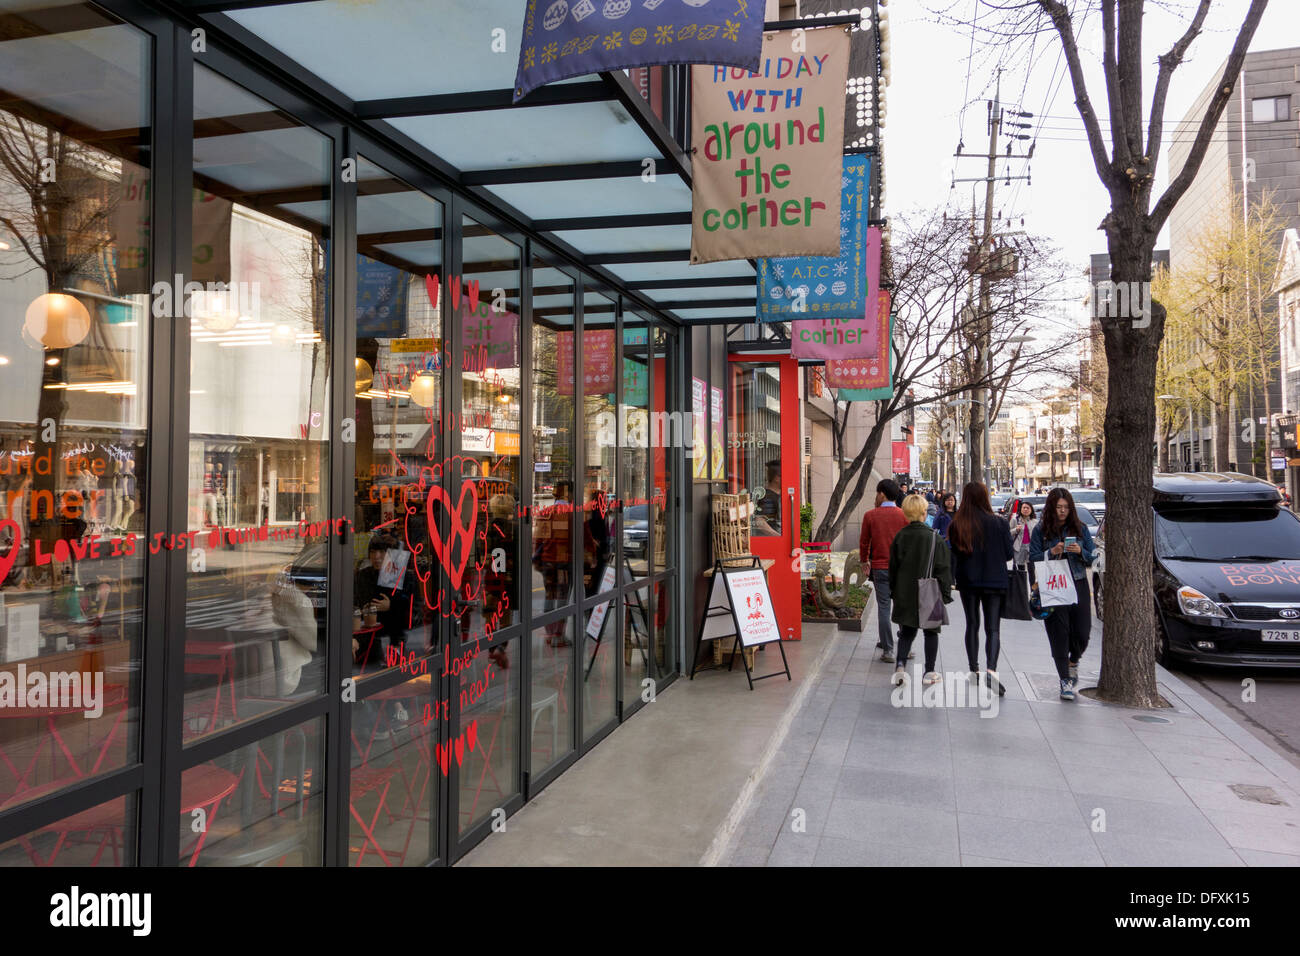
[1029,488,1097,700]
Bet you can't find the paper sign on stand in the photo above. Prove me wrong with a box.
[690,559,791,690]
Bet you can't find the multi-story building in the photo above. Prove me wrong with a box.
[1275,228,1300,501]
[1166,47,1300,477]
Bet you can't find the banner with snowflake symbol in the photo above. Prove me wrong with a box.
[514,0,764,103]
[755,155,869,321]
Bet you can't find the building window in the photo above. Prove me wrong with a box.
[1251,95,1290,123]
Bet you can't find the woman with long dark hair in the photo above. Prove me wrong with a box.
[1029,487,1097,701]
[948,482,1014,695]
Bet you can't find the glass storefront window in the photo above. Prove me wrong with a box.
[653,577,674,679]
[622,314,651,580]
[530,264,576,619]
[350,672,436,866]
[622,584,651,704]
[457,218,520,643]
[0,791,137,867]
[730,364,784,537]
[457,635,518,835]
[0,3,150,811]
[352,157,443,677]
[180,716,324,866]
[651,325,675,575]
[529,620,573,775]
[581,598,616,742]
[183,65,332,742]
[582,290,616,599]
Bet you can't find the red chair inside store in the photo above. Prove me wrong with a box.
[0,763,238,867]
[460,651,512,829]
[182,628,238,739]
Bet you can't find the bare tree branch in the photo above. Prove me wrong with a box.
[1036,0,1116,188]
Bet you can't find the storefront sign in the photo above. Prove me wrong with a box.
[494,431,520,456]
[692,377,708,480]
[623,357,648,406]
[689,26,850,264]
[372,423,432,452]
[356,254,410,338]
[757,155,870,320]
[826,292,891,390]
[558,329,614,395]
[891,441,909,475]
[711,385,726,481]
[585,564,619,639]
[513,0,764,103]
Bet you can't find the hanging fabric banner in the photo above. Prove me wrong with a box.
[789,231,882,360]
[513,0,765,103]
[756,155,869,320]
[689,25,851,265]
[828,309,892,400]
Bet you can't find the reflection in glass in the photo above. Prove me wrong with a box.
[0,3,150,811]
[581,598,616,742]
[530,620,573,774]
[183,65,333,742]
[458,636,519,834]
[622,585,651,702]
[730,364,783,537]
[654,578,675,677]
[622,315,650,578]
[530,264,576,618]
[651,326,675,574]
[350,672,436,866]
[582,290,616,598]
[0,791,136,867]
[457,218,521,642]
[352,157,443,676]
[179,716,323,866]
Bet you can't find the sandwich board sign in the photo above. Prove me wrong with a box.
[690,558,791,690]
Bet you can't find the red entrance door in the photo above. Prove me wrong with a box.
[727,354,801,640]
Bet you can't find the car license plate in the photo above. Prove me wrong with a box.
[1262,629,1300,643]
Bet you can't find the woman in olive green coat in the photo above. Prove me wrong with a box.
[888,495,954,685]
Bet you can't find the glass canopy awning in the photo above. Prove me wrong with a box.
[172,0,766,326]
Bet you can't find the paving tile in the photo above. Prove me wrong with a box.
[728,844,771,867]
[843,734,952,772]
[1236,848,1300,866]
[955,776,1083,826]
[1171,776,1300,820]
[1091,831,1243,866]
[1201,809,1300,855]
[1153,750,1291,788]
[822,796,960,851]
[961,855,1037,866]
[1071,791,1222,842]
[1060,763,1196,806]
[1048,739,1169,774]
[951,752,1071,791]
[948,726,1056,759]
[766,829,819,867]
[814,835,960,867]
[1035,718,1146,749]
[788,789,835,837]
[956,812,1104,866]
[836,765,958,811]
[1132,728,1253,761]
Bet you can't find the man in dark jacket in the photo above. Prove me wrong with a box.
[888,494,954,683]
[860,479,909,662]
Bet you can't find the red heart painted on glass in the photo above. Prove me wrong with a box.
[435,742,450,776]
[424,273,439,309]
[449,275,461,311]
[466,719,478,753]
[0,520,20,583]
[465,279,480,313]
[425,482,479,591]
[595,492,610,520]
[454,734,465,767]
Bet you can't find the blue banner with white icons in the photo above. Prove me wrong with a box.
[756,155,869,321]
[514,0,764,102]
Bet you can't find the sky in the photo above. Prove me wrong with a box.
[887,0,1300,337]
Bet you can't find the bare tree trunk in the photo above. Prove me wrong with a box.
[1214,383,1231,471]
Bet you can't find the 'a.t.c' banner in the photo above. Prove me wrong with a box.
[790,227,882,361]
[513,0,765,103]
[756,155,870,320]
[689,26,851,265]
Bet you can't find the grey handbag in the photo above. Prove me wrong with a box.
[917,529,949,629]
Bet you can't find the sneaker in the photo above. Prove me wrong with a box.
[881,651,896,664]
[1059,679,1076,701]
[890,667,907,686]
[1068,662,1079,683]
[923,671,943,685]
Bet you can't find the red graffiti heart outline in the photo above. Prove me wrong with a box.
[426,481,479,591]
[0,520,20,582]
[594,492,610,521]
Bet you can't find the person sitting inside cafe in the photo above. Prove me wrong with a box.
[353,535,413,666]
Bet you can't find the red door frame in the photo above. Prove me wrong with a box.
[727,353,801,640]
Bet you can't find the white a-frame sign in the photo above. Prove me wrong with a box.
[690,558,791,690]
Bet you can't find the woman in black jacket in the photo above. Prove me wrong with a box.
[948,482,1015,695]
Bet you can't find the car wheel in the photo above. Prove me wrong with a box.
[1092,574,1103,618]
[1154,603,1174,670]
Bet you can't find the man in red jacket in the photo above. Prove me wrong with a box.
[860,479,909,662]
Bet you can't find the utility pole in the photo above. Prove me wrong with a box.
[976,74,1001,487]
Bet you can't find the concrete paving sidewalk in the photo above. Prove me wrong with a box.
[720,597,1300,867]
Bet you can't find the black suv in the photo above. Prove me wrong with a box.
[1152,473,1300,669]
